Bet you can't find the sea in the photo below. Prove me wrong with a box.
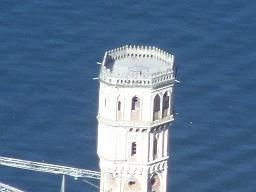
[0,1,255,192]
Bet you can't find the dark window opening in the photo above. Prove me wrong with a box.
[153,94,161,121]
[118,101,121,111]
[163,92,169,109]
[131,96,140,111]
[131,142,137,156]
[153,139,158,158]
[128,180,136,186]
[151,178,156,185]
[162,92,170,118]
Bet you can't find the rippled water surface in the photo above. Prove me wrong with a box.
[0,1,255,192]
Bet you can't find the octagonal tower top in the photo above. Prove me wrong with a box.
[99,45,175,87]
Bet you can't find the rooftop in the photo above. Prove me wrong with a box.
[103,45,174,76]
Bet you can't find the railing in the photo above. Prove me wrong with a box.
[0,182,25,192]
[97,115,174,128]
[99,67,175,87]
[0,156,100,180]
[104,45,174,68]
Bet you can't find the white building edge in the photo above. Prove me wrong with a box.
[97,45,176,192]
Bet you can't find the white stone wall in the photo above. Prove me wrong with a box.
[97,124,152,163]
[98,83,152,122]
[98,83,174,123]
[97,80,174,192]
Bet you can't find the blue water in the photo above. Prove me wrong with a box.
[0,1,255,191]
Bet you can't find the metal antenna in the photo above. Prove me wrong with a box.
[60,175,65,192]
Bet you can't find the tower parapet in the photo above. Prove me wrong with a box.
[100,45,175,87]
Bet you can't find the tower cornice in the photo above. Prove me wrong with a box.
[97,115,174,129]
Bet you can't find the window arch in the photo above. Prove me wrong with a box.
[150,174,161,192]
[162,91,170,118]
[131,96,140,121]
[153,94,161,121]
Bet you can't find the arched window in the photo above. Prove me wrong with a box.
[131,142,137,156]
[153,138,158,159]
[131,96,140,121]
[118,101,121,111]
[151,174,161,192]
[125,177,140,191]
[131,96,140,111]
[117,100,122,120]
[162,91,170,118]
[153,94,160,121]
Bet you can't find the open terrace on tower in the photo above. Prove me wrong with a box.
[102,45,175,77]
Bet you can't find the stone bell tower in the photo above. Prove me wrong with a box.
[97,45,176,192]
